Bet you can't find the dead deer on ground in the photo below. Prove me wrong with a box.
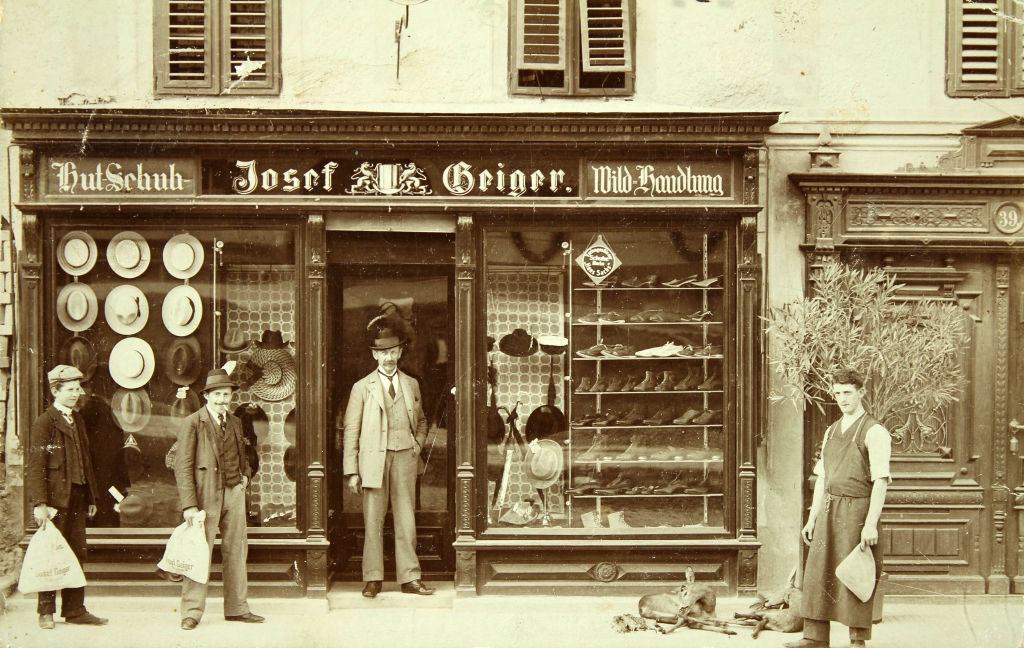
[638,567,737,635]
[733,566,803,638]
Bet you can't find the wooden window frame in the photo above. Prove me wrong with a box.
[510,0,636,98]
[946,0,1024,98]
[155,0,281,96]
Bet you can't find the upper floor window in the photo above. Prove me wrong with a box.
[154,0,281,96]
[510,0,635,97]
[947,0,1023,97]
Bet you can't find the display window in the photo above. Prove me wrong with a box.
[483,222,734,534]
[46,223,298,530]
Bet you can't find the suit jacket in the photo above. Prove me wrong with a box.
[26,406,98,509]
[174,407,251,512]
[342,370,427,489]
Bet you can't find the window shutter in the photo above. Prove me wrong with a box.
[156,0,217,93]
[1012,1,1024,93]
[948,0,1005,95]
[578,0,633,73]
[516,0,567,71]
[220,0,280,93]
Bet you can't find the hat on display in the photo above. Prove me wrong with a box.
[57,231,98,276]
[108,337,156,389]
[107,231,151,279]
[170,386,203,419]
[249,337,296,402]
[111,388,153,433]
[104,284,150,335]
[164,336,202,386]
[200,367,238,394]
[47,364,85,385]
[524,438,564,489]
[221,327,251,354]
[56,282,99,332]
[118,491,152,527]
[60,336,98,382]
[498,328,538,357]
[537,335,569,355]
[162,233,204,279]
[162,284,203,337]
[255,329,290,350]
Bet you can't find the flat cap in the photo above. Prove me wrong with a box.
[47,364,84,384]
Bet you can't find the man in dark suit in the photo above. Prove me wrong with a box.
[343,325,434,598]
[174,368,264,630]
[26,364,108,629]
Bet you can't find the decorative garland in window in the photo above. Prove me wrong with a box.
[510,232,566,265]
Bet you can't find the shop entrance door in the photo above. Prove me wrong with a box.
[326,264,455,581]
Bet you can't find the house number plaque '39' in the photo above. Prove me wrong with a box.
[995,203,1023,235]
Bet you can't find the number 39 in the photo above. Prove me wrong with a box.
[995,204,1023,235]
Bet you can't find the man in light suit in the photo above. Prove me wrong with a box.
[343,325,435,598]
[174,368,264,629]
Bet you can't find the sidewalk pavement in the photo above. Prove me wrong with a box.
[0,584,1021,648]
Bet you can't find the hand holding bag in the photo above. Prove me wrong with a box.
[157,510,210,584]
[835,545,876,602]
[18,513,87,593]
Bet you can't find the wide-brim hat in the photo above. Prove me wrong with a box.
[56,282,99,332]
[537,335,569,354]
[249,346,296,402]
[201,367,239,393]
[256,329,289,350]
[118,491,152,527]
[499,328,538,357]
[369,326,404,351]
[60,335,98,382]
[170,387,203,419]
[108,337,156,389]
[107,231,151,279]
[57,231,98,276]
[525,438,564,489]
[163,233,204,279]
[221,327,251,354]
[111,388,153,433]
[162,284,203,337]
[164,336,202,386]
[104,284,150,336]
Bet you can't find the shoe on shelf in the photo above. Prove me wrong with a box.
[655,371,677,391]
[691,276,720,288]
[576,435,607,462]
[577,312,602,324]
[697,373,721,391]
[672,408,702,425]
[583,275,618,287]
[614,436,642,461]
[590,376,609,392]
[694,344,723,357]
[571,410,598,426]
[622,274,658,288]
[692,409,721,425]
[619,405,644,426]
[620,374,639,392]
[592,410,620,426]
[604,375,624,392]
[662,275,697,287]
[633,370,658,391]
[574,376,594,393]
[644,407,675,425]
[598,311,626,323]
[576,343,608,358]
[602,344,636,358]
[650,445,685,461]
[684,309,713,322]
[674,369,699,390]
[581,510,604,528]
[607,511,632,529]
[652,342,687,357]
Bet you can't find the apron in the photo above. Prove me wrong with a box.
[802,413,883,629]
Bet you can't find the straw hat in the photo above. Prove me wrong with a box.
[250,333,296,402]
[163,337,202,386]
[162,234,204,279]
[57,231,98,276]
[107,231,151,279]
[111,388,153,433]
[161,284,203,337]
[108,337,156,389]
[56,282,98,332]
[538,335,568,354]
[104,284,150,335]
[60,336,98,381]
[524,439,564,489]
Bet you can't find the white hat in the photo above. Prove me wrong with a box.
[108,337,156,389]
[162,234,204,279]
[57,231,98,276]
[104,284,150,336]
[162,284,203,337]
[111,388,153,433]
[107,231,152,279]
[56,282,99,331]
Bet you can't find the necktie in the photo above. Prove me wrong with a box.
[219,413,227,430]
[64,412,74,427]
[388,375,396,399]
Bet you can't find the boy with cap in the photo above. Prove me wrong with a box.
[26,364,107,629]
[174,368,264,629]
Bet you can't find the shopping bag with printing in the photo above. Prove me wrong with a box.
[18,518,87,593]
[157,510,210,584]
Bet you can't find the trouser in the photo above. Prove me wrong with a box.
[38,483,89,618]
[804,618,871,643]
[361,448,421,583]
[180,481,250,622]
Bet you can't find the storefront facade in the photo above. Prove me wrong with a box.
[3,109,776,595]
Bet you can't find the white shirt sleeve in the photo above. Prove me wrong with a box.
[812,427,830,476]
[865,423,892,483]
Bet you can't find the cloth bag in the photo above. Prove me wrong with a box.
[18,517,87,593]
[157,510,210,584]
[835,545,876,602]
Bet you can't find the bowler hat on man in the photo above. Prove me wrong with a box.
[369,327,404,351]
[201,368,238,393]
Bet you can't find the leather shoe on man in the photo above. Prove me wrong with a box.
[65,611,108,625]
[362,580,383,598]
[181,618,199,630]
[783,639,829,648]
[225,612,265,623]
[38,614,55,629]
[401,579,436,595]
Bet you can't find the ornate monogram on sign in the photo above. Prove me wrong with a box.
[347,162,432,196]
[849,205,984,229]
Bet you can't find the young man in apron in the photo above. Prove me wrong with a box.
[787,368,891,648]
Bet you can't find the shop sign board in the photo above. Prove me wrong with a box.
[586,160,734,199]
[575,234,621,285]
[42,157,197,197]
